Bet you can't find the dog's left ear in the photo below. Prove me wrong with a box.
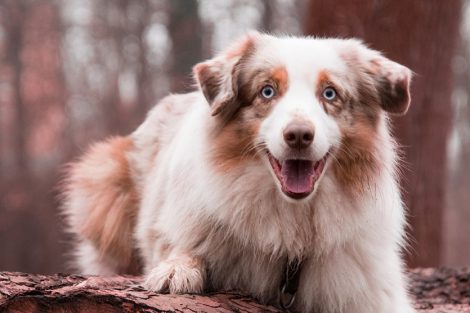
[342,40,412,115]
[369,55,412,115]
[193,32,258,116]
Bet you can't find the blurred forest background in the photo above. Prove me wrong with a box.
[0,0,468,274]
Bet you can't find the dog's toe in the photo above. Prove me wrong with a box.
[144,259,205,294]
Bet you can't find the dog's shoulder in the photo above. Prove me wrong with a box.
[134,92,202,142]
[128,92,205,186]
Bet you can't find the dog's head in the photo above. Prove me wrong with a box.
[194,32,411,201]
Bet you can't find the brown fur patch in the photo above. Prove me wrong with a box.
[333,116,380,195]
[323,57,386,194]
[193,35,256,117]
[348,51,411,115]
[331,77,383,195]
[271,66,289,95]
[193,62,220,105]
[377,76,410,115]
[237,65,289,104]
[211,117,260,172]
[211,63,290,172]
[329,48,410,193]
[65,136,141,274]
[316,69,331,86]
[316,69,346,116]
[370,58,411,115]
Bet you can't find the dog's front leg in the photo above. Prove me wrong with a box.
[143,249,206,294]
[298,248,415,313]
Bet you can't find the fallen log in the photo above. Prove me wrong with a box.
[409,268,470,312]
[0,268,468,312]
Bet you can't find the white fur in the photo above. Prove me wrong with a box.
[72,34,415,313]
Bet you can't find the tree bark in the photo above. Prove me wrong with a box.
[1,269,469,312]
[0,272,281,313]
[304,0,462,267]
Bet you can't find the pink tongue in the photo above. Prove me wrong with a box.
[281,160,315,194]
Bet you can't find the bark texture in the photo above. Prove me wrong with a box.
[0,268,469,312]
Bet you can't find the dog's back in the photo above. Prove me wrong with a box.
[62,93,195,274]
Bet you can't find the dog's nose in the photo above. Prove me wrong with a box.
[283,122,314,149]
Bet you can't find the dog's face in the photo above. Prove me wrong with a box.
[194,32,411,201]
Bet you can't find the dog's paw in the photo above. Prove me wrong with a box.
[143,257,205,294]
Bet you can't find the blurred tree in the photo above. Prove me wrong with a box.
[445,8,470,266]
[2,0,27,177]
[305,0,462,267]
[0,0,67,273]
[168,0,202,93]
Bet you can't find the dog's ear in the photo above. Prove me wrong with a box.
[368,55,412,115]
[342,40,412,115]
[193,32,258,116]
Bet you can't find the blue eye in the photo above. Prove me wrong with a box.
[322,87,337,101]
[261,85,275,99]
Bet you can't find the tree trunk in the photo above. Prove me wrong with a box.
[444,13,470,266]
[168,0,203,93]
[3,1,27,178]
[304,0,462,267]
[1,269,469,312]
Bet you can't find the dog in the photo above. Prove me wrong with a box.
[62,31,415,313]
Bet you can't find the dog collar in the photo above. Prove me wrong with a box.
[279,258,302,310]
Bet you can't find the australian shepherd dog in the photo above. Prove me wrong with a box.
[62,32,415,313]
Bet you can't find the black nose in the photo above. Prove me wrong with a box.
[283,122,314,149]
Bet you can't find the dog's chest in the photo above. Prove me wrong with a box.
[199,230,286,301]
[184,208,313,301]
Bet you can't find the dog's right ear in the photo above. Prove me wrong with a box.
[193,32,258,116]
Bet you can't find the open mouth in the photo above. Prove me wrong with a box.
[267,152,329,200]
